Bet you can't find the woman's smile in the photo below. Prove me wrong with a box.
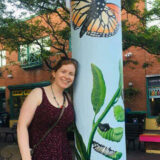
[53,64,76,89]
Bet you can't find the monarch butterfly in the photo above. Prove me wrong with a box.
[71,0,120,38]
[98,123,123,142]
[93,141,122,159]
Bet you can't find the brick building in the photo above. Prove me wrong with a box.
[123,47,160,129]
[122,0,160,130]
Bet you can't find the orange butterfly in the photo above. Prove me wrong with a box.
[71,0,121,38]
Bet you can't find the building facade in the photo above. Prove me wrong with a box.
[123,46,160,129]
[122,0,160,130]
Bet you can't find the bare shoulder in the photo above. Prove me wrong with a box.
[43,85,50,91]
[18,88,43,126]
[30,87,42,95]
[25,88,43,106]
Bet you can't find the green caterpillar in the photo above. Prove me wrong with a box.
[93,141,122,160]
[97,123,123,142]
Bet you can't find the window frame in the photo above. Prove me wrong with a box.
[146,75,160,118]
[18,36,50,69]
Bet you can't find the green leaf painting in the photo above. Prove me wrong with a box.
[114,105,125,122]
[74,124,89,160]
[91,64,106,114]
[75,62,125,160]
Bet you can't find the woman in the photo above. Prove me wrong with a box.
[17,57,78,160]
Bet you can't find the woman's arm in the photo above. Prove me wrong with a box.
[17,88,42,160]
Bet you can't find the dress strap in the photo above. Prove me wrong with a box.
[40,87,45,96]
[39,87,46,104]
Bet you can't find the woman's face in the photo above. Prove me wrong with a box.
[52,63,76,89]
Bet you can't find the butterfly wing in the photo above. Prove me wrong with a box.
[106,3,121,23]
[71,0,91,30]
[86,3,120,37]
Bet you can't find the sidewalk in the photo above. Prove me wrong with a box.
[0,139,160,160]
[127,150,160,160]
[0,131,21,160]
[0,143,21,160]
[127,139,160,160]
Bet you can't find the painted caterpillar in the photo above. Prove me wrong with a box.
[92,141,122,160]
[97,123,123,142]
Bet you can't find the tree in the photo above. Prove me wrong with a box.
[0,0,70,70]
[0,0,6,16]
[0,0,160,71]
[122,0,160,54]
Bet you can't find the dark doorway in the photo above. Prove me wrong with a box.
[149,98,160,116]
[0,91,5,112]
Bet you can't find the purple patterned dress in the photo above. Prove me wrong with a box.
[29,88,74,160]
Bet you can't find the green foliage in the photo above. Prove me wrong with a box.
[124,87,140,100]
[122,0,160,54]
[91,64,106,115]
[156,56,160,63]
[0,0,70,70]
[56,26,70,40]
[109,152,122,160]
[142,62,152,68]
[66,123,87,160]
[114,105,125,122]
[123,59,138,66]
[73,124,89,160]
[0,0,159,72]
[87,62,124,159]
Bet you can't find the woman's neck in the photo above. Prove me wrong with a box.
[51,83,64,95]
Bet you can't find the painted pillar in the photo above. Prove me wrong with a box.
[70,0,126,160]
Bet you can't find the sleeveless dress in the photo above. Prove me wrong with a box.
[29,88,74,160]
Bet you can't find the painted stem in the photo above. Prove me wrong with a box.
[87,87,121,159]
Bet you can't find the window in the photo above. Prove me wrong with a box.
[8,81,51,119]
[147,76,160,116]
[19,36,50,69]
[12,89,31,118]
[0,50,6,67]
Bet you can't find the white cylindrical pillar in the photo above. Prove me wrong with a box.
[71,0,126,159]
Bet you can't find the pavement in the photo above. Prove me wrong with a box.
[127,150,160,160]
[0,143,21,160]
[0,130,21,160]
[127,145,160,160]
[0,136,159,160]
